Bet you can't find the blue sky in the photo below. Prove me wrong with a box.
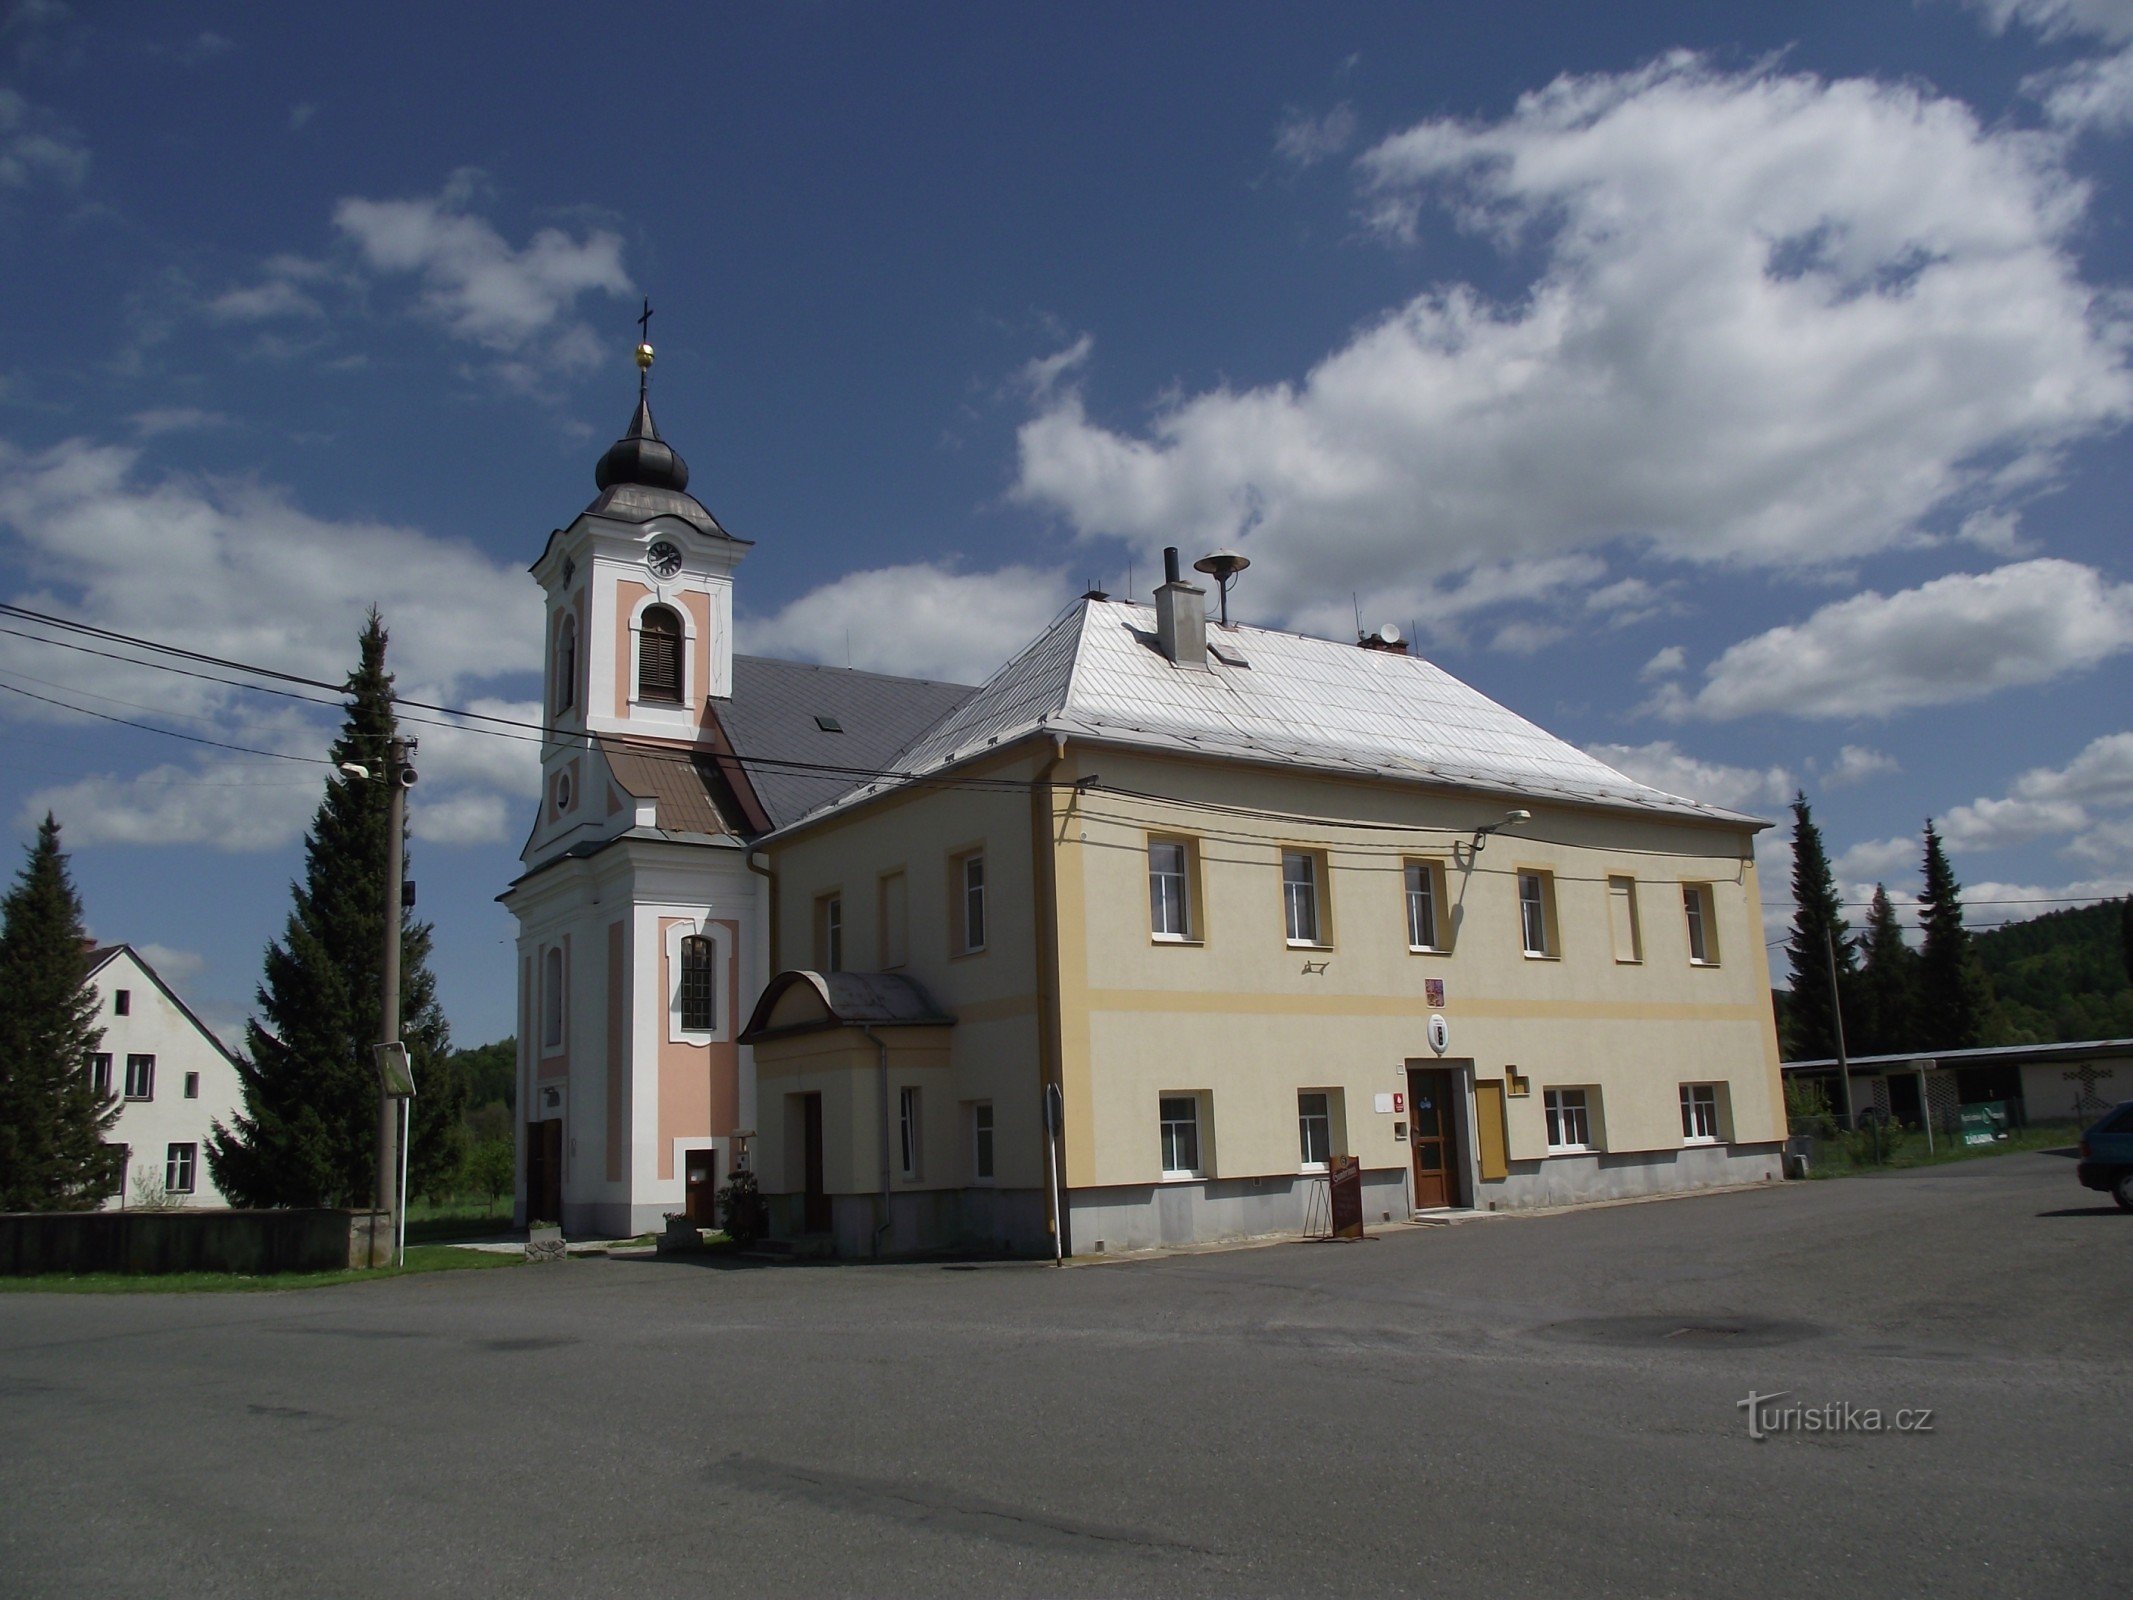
[2,1,2130,1049]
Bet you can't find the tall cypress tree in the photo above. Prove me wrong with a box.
[208,611,461,1208]
[0,814,121,1210]
[1851,883,1920,1057]
[1917,820,1989,1051]
[1784,791,1855,1061]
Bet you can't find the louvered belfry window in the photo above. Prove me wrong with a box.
[638,606,683,703]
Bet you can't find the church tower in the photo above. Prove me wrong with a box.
[502,318,767,1237]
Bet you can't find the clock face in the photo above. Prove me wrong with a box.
[646,540,683,579]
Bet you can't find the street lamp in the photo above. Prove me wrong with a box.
[1468,808,1531,855]
[344,737,417,1266]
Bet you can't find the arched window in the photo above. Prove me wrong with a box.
[553,614,578,715]
[541,946,564,1049]
[679,934,716,1033]
[638,605,684,704]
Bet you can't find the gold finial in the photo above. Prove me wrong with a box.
[635,297,655,375]
[635,342,655,371]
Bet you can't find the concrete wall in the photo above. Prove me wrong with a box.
[2021,1054,2130,1122]
[1069,1168,1410,1254]
[0,1209,384,1276]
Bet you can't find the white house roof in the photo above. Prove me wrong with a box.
[802,598,1762,830]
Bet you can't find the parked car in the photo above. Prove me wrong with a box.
[2075,1101,2133,1211]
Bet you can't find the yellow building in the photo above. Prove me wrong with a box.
[741,554,1785,1256]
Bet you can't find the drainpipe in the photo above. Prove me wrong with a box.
[863,1024,891,1258]
[1030,733,1068,1260]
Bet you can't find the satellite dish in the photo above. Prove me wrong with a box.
[1375,623,1402,646]
[1192,549,1250,626]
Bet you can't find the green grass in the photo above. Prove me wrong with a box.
[0,1244,521,1294]
[404,1195,515,1243]
[1805,1119,2083,1178]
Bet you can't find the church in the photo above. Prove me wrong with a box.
[508,339,1788,1251]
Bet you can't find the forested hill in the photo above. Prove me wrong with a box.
[1978,898,2133,1045]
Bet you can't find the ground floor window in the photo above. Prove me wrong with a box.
[1159,1095,1202,1177]
[165,1142,196,1195]
[1544,1088,1592,1152]
[899,1086,921,1180]
[1680,1083,1721,1143]
[971,1102,994,1181]
[1297,1091,1331,1170]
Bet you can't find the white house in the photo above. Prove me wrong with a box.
[85,945,246,1209]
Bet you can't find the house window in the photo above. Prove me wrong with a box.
[879,871,908,969]
[1298,1091,1332,1170]
[899,1086,921,1180]
[184,1072,200,1100]
[637,604,684,704]
[541,947,564,1050]
[1405,860,1447,951]
[124,1054,155,1101]
[1518,871,1557,957]
[165,1143,196,1195]
[114,989,131,1016]
[972,1102,995,1182]
[1681,1083,1722,1143]
[1159,1095,1202,1177]
[104,1143,127,1198]
[1149,839,1191,940]
[1544,1088,1592,1152]
[955,852,986,953]
[1282,850,1323,945]
[1608,875,1642,963]
[89,1053,112,1097]
[814,894,844,973]
[554,614,578,715]
[679,935,716,1033]
[1684,884,1720,965]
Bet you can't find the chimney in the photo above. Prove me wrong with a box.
[1358,622,1409,655]
[1154,547,1207,668]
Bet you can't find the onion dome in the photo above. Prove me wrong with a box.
[594,393,690,493]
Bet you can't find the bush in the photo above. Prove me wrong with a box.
[718,1170,766,1247]
[462,1135,514,1208]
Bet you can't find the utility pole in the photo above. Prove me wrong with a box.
[375,736,415,1264]
[1824,923,1855,1130]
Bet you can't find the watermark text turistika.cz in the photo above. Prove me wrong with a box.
[1737,1391,1935,1442]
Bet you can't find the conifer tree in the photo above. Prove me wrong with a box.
[1783,791,1855,1060]
[0,814,120,1210]
[1851,883,1920,1057]
[1917,820,1989,1052]
[208,612,462,1208]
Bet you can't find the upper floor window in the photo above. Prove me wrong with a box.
[124,1053,155,1101]
[1518,871,1557,958]
[541,947,564,1050]
[554,614,578,715]
[88,1053,112,1098]
[814,894,844,973]
[1149,839,1191,940]
[114,988,131,1016]
[637,605,684,703]
[1404,860,1447,951]
[679,935,716,1033]
[955,852,987,954]
[878,871,909,969]
[1282,850,1323,945]
[1683,884,1720,965]
[184,1071,200,1100]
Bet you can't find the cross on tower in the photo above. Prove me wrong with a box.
[637,296,654,346]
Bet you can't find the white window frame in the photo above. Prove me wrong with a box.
[1680,1083,1722,1144]
[955,851,987,955]
[1159,1094,1203,1178]
[817,893,844,973]
[1684,883,1720,966]
[1544,1087,1592,1153]
[1282,850,1324,946]
[553,612,578,715]
[89,1052,112,1098]
[665,919,731,1044]
[1518,871,1555,958]
[626,592,698,718]
[124,1053,155,1101]
[165,1142,196,1195]
[899,1086,922,1181]
[1149,838,1191,942]
[971,1101,995,1183]
[1297,1090,1332,1172]
[1404,859,1447,952]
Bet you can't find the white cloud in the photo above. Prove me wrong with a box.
[129,407,231,437]
[1275,103,1357,168]
[1973,0,2133,129]
[1970,1,2133,44]
[1821,745,1900,787]
[207,279,322,322]
[1639,644,1686,681]
[1940,794,2091,850]
[0,86,88,189]
[1662,560,2133,720]
[737,564,1073,686]
[1018,334,1093,400]
[1834,834,1918,886]
[1583,739,1793,813]
[333,170,632,369]
[134,942,204,982]
[0,438,542,850]
[408,791,510,847]
[2012,730,2133,806]
[1013,55,2130,632]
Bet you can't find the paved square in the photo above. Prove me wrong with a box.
[3,1152,2123,1598]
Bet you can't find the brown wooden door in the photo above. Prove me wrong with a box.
[1407,1068,1462,1210]
[527,1119,563,1225]
[684,1148,720,1226]
[801,1094,830,1233]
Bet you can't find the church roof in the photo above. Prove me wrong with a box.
[802,597,1765,830]
[596,740,739,839]
[716,656,976,829]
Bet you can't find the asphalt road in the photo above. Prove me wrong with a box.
[2,1151,2126,1599]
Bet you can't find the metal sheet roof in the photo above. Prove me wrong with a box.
[597,739,735,838]
[822,599,1761,827]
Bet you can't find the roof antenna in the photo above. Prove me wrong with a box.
[845,628,852,669]
[1352,592,1363,639]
